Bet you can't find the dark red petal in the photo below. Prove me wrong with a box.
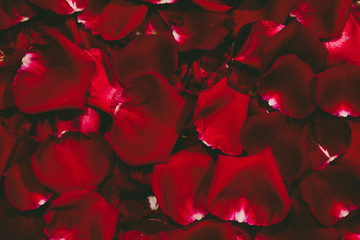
[31,132,113,195]
[0,0,35,29]
[316,63,360,117]
[111,32,178,86]
[44,187,119,240]
[110,72,185,166]
[300,164,360,225]
[341,121,360,168]
[166,220,237,240]
[12,29,95,114]
[192,0,232,12]
[194,78,249,156]
[160,9,230,52]
[151,145,213,225]
[0,69,15,109]
[29,0,89,14]
[78,0,148,41]
[4,158,52,211]
[258,55,315,119]
[324,13,360,67]
[240,112,310,180]
[206,148,291,226]
[0,122,18,175]
[290,0,353,39]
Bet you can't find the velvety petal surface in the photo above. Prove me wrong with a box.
[206,148,292,226]
[29,0,89,15]
[192,0,233,12]
[194,77,249,156]
[31,132,113,195]
[0,0,35,29]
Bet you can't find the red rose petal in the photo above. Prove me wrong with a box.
[300,163,360,225]
[111,32,178,86]
[0,122,18,175]
[192,0,233,12]
[151,145,213,225]
[78,0,148,41]
[29,0,89,15]
[12,28,95,114]
[4,158,53,211]
[206,148,292,226]
[324,14,360,67]
[290,0,353,39]
[341,121,360,168]
[240,112,310,180]
[44,187,119,240]
[258,55,315,119]
[31,132,113,195]
[110,72,185,166]
[0,69,15,109]
[316,63,360,117]
[194,77,249,156]
[0,0,35,29]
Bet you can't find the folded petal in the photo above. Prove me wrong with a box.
[206,148,292,226]
[29,0,89,14]
[194,77,249,156]
[0,0,35,29]
[290,0,353,39]
[300,163,360,225]
[4,158,53,211]
[110,72,185,166]
[13,29,95,114]
[31,132,113,195]
[111,32,178,86]
[78,0,148,41]
[151,145,214,225]
[240,112,310,180]
[44,187,119,240]
[192,0,233,12]
[316,63,360,117]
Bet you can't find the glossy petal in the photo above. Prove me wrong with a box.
[32,132,113,195]
[258,55,315,119]
[290,0,353,39]
[110,72,185,166]
[316,63,360,117]
[44,187,119,240]
[206,148,292,226]
[194,78,249,156]
[151,145,213,225]
[29,0,89,14]
[111,32,178,86]
[0,0,35,29]
[13,29,95,114]
[78,0,148,41]
[240,112,310,180]
[4,158,52,211]
[300,164,360,225]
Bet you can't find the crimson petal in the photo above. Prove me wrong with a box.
[151,145,213,225]
[0,122,18,175]
[110,72,185,166]
[12,28,95,114]
[78,0,148,41]
[290,0,353,39]
[111,32,178,86]
[194,77,249,156]
[0,0,35,29]
[31,132,113,195]
[316,63,360,117]
[29,0,89,14]
[192,0,233,12]
[300,163,360,225]
[206,148,291,226]
[4,158,52,211]
[44,187,119,240]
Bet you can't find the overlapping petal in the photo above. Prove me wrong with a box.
[0,0,35,29]
[29,0,89,15]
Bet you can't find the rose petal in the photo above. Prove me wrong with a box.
[0,69,15,109]
[192,0,233,12]
[29,0,89,14]
[290,0,353,39]
[300,163,360,225]
[240,112,310,180]
[4,158,53,211]
[194,77,249,156]
[111,32,178,86]
[78,0,148,41]
[44,187,119,240]
[206,148,292,226]
[316,63,360,117]
[340,120,360,168]
[0,122,18,175]
[12,28,95,114]
[151,145,213,225]
[258,55,315,119]
[31,132,113,195]
[110,72,185,166]
[0,0,35,29]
